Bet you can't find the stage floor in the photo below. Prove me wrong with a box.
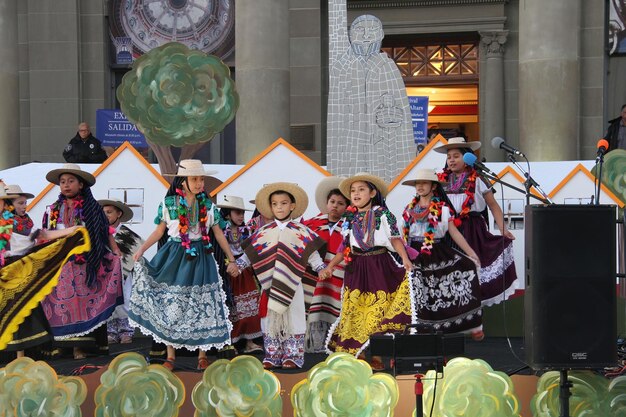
[0,335,531,377]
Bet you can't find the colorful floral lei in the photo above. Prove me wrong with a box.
[0,208,15,266]
[340,205,359,264]
[46,194,85,230]
[437,168,477,227]
[176,188,212,260]
[402,196,442,255]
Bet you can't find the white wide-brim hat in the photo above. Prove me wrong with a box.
[339,173,389,199]
[4,184,34,199]
[46,163,96,186]
[401,169,446,186]
[255,182,309,220]
[314,176,346,213]
[217,195,253,211]
[98,198,134,222]
[162,159,218,177]
[433,137,481,153]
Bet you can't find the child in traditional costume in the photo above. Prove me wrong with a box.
[237,183,326,369]
[98,199,144,345]
[130,160,239,371]
[217,195,263,354]
[434,138,517,311]
[302,176,350,353]
[321,173,412,370]
[0,184,90,356]
[401,169,484,339]
[41,164,123,360]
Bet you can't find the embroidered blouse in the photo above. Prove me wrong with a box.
[407,205,452,240]
[344,206,402,252]
[445,174,492,213]
[154,196,224,240]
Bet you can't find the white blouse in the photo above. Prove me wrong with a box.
[345,206,401,253]
[446,176,492,213]
[408,205,451,240]
[159,199,219,240]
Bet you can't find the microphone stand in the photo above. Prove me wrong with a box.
[474,166,550,204]
[595,152,605,205]
[506,154,553,205]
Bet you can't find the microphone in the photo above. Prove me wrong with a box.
[596,139,609,158]
[462,152,493,174]
[491,137,526,158]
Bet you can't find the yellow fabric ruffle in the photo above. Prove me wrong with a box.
[0,227,91,350]
[332,278,412,353]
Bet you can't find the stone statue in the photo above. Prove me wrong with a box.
[327,2,414,182]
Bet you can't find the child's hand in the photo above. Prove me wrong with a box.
[503,229,515,240]
[402,258,413,273]
[469,253,481,267]
[132,250,144,262]
[226,262,240,277]
[319,267,332,280]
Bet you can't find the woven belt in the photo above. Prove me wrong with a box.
[351,247,387,257]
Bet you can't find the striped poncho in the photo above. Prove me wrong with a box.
[243,221,325,316]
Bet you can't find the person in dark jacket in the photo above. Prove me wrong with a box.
[63,123,108,163]
[605,104,626,152]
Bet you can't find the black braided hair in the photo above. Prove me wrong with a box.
[157,176,185,249]
[81,186,110,287]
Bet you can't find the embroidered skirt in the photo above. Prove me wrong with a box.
[459,214,518,306]
[327,249,411,355]
[129,239,232,351]
[41,251,123,340]
[409,242,482,333]
[0,228,91,350]
[230,266,262,343]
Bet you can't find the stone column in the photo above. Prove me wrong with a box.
[235,0,290,163]
[519,0,580,161]
[479,31,508,163]
[0,0,19,169]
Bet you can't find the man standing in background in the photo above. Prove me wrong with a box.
[63,122,108,163]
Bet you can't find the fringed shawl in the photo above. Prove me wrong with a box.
[243,221,325,315]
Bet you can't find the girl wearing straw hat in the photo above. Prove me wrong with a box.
[130,160,240,371]
[98,199,144,345]
[217,195,263,354]
[321,173,412,370]
[0,185,90,356]
[40,163,123,360]
[401,169,484,340]
[301,176,350,353]
[236,183,327,369]
[434,138,518,307]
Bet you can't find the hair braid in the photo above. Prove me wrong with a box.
[81,187,110,286]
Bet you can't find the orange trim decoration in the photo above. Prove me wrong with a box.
[548,163,624,207]
[27,142,169,211]
[210,138,330,197]
[388,134,447,191]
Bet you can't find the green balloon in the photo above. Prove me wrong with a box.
[117,42,239,147]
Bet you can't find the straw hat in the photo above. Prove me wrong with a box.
[162,159,217,177]
[98,199,134,222]
[401,169,446,187]
[0,187,9,199]
[314,176,346,213]
[255,182,308,220]
[339,173,389,199]
[4,184,34,199]
[46,163,96,186]
[217,195,253,211]
[433,137,481,153]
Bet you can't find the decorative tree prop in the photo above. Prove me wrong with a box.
[421,357,520,417]
[291,352,399,417]
[0,357,87,416]
[591,149,626,209]
[94,352,185,417]
[192,355,282,417]
[117,41,239,176]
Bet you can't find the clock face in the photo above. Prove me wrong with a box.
[109,0,234,59]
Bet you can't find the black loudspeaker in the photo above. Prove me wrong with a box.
[525,205,617,370]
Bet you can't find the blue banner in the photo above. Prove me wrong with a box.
[408,96,429,145]
[96,109,147,148]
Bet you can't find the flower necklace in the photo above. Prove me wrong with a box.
[47,194,85,230]
[402,196,442,255]
[176,188,212,260]
[14,214,34,236]
[0,208,14,266]
[438,168,477,227]
[341,205,359,264]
